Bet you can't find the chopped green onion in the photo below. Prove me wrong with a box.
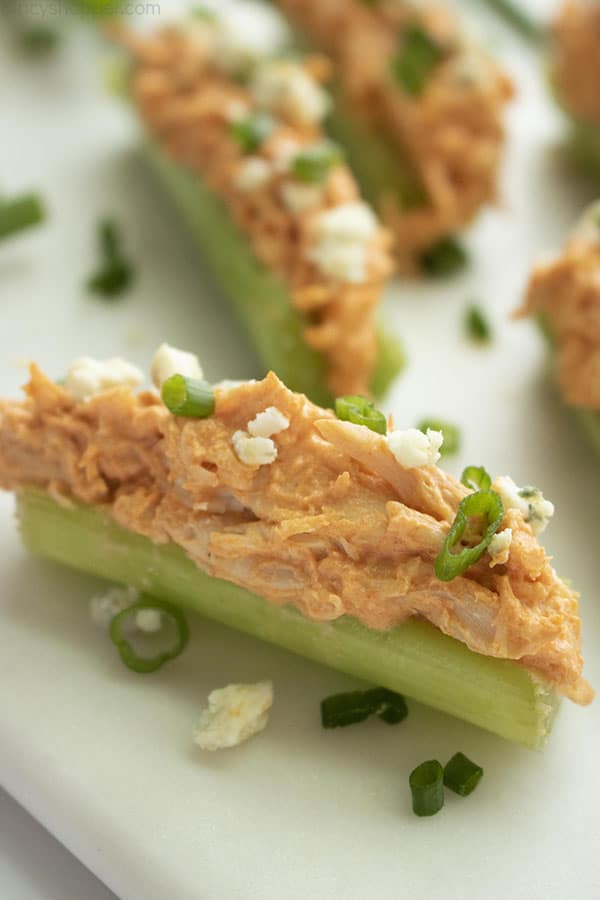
[434,489,504,582]
[19,26,59,54]
[162,374,215,418]
[476,0,545,45]
[230,113,276,153]
[443,752,483,796]
[0,193,46,240]
[409,760,444,817]
[109,597,189,673]
[461,465,492,492]
[465,305,492,343]
[86,218,134,299]
[335,395,387,435]
[290,141,344,184]
[420,236,468,277]
[321,691,373,728]
[417,420,460,456]
[363,687,408,725]
[391,25,445,96]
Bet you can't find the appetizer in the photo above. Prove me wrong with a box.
[0,350,593,749]
[111,10,402,408]
[518,202,600,455]
[270,0,514,269]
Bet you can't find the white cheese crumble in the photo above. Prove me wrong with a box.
[134,608,163,634]
[150,343,204,389]
[232,430,278,465]
[247,406,290,437]
[213,1,290,74]
[251,60,330,126]
[65,357,144,402]
[235,156,273,191]
[307,202,378,283]
[213,378,256,394]
[193,681,274,751]
[280,181,323,214]
[89,586,139,630]
[488,527,513,567]
[271,137,302,173]
[494,476,555,536]
[387,428,444,468]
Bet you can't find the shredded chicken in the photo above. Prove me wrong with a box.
[274,0,514,267]
[0,365,592,705]
[552,1,600,123]
[518,235,600,410]
[112,23,393,397]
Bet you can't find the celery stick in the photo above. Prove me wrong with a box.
[17,487,560,748]
[143,139,403,407]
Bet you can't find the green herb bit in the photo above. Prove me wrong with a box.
[191,5,216,21]
[0,193,46,240]
[321,691,373,728]
[434,489,504,582]
[19,25,59,54]
[461,465,492,492]
[162,374,215,418]
[363,687,408,725]
[443,752,483,797]
[418,420,460,456]
[335,395,387,435]
[420,236,468,277]
[109,597,189,673]
[230,113,276,153]
[391,24,445,96]
[291,141,344,184]
[87,218,134,299]
[465,304,492,343]
[409,760,444,817]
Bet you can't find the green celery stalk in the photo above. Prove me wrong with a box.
[143,139,403,408]
[17,487,560,749]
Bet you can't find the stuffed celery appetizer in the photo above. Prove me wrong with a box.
[518,202,600,456]
[269,0,514,269]
[111,14,401,408]
[0,351,593,748]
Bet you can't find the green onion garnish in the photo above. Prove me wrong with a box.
[478,0,545,45]
[109,597,189,674]
[409,760,445,817]
[321,687,408,728]
[191,5,217,21]
[335,395,387,435]
[86,219,134,299]
[0,193,46,240]
[460,465,492,492]
[391,25,445,96]
[161,374,215,418]
[420,236,468,277]
[434,489,504,582]
[465,305,492,343]
[230,113,276,153]
[291,141,344,184]
[443,752,484,797]
[417,420,460,456]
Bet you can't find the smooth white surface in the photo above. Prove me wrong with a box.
[0,6,599,900]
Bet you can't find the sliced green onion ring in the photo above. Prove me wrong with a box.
[162,374,215,418]
[291,140,344,184]
[335,395,387,435]
[230,113,276,153]
[0,193,46,240]
[409,759,444,817]
[465,304,492,343]
[321,691,373,728]
[417,420,460,456]
[434,489,504,582]
[420,236,468,277]
[461,465,492,492]
[443,752,484,797]
[363,687,408,725]
[109,597,190,674]
[391,25,445,96]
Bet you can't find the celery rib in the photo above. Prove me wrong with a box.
[17,488,559,748]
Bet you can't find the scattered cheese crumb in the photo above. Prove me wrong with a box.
[65,357,144,402]
[251,60,330,126]
[488,527,513,567]
[280,181,323,214]
[224,98,250,122]
[213,1,290,74]
[247,406,290,437]
[233,430,278,465]
[150,343,203,389]
[308,202,378,283]
[193,681,274,751]
[271,137,301,173]
[213,378,256,394]
[89,586,139,629]
[494,476,555,536]
[235,157,272,191]
[135,608,163,634]
[387,428,444,468]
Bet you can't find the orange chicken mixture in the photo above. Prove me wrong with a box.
[0,364,592,705]
[552,1,600,123]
